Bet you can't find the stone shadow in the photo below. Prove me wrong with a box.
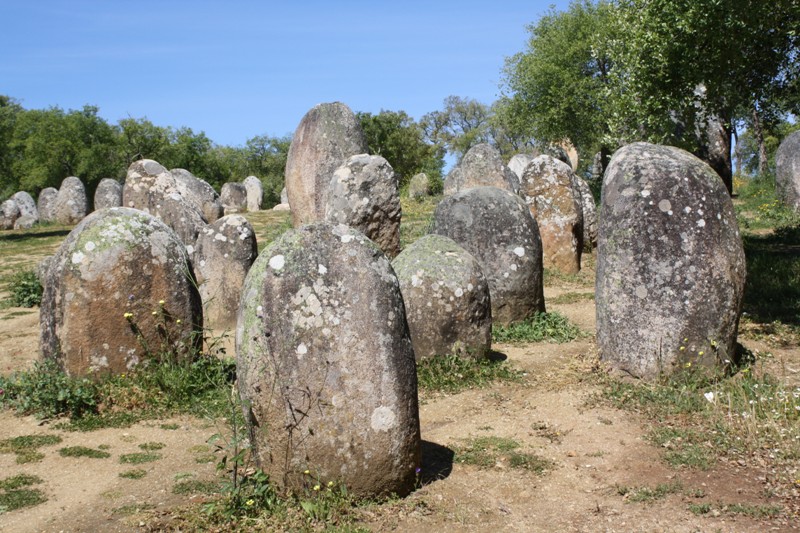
[420,440,454,485]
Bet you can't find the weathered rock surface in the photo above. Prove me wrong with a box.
[243,176,263,212]
[171,168,223,223]
[53,176,88,225]
[596,142,746,379]
[408,173,430,200]
[37,187,58,223]
[94,178,123,210]
[123,160,207,250]
[432,186,545,325]
[325,154,402,257]
[220,182,248,215]
[776,130,800,211]
[13,191,38,221]
[237,223,420,498]
[393,234,491,360]
[284,102,368,226]
[519,155,584,273]
[193,215,257,334]
[0,198,20,230]
[40,207,202,377]
[272,203,290,211]
[14,215,37,230]
[507,153,536,181]
[280,186,288,205]
[444,143,519,196]
[574,175,598,248]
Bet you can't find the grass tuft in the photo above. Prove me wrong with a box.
[492,312,582,344]
[119,452,162,464]
[416,353,522,396]
[58,446,111,459]
[453,436,552,473]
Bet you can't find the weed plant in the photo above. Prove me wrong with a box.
[453,436,552,474]
[6,269,43,307]
[58,446,111,459]
[0,434,62,464]
[416,353,522,395]
[0,473,46,513]
[492,312,582,344]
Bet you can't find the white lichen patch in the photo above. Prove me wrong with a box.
[370,406,397,432]
[513,247,525,257]
[658,199,672,213]
[697,219,706,228]
[268,255,285,271]
[296,343,308,356]
[318,264,328,275]
[84,241,96,252]
[341,234,354,243]
[635,285,649,299]
[71,251,85,264]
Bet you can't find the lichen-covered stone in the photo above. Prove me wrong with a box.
[53,176,88,225]
[325,154,401,257]
[408,173,430,200]
[123,160,207,250]
[13,191,38,221]
[392,234,491,360]
[0,198,20,230]
[94,178,123,210]
[220,182,248,215]
[171,168,224,223]
[243,176,264,212]
[40,207,202,377]
[194,215,257,334]
[596,142,746,379]
[37,187,58,223]
[507,153,536,181]
[432,186,545,325]
[444,143,519,196]
[280,186,288,205]
[776,131,800,211]
[519,155,584,273]
[14,215,37,230]
[573,175,598,248]
[285,102,368,226]
[236,223,420,498]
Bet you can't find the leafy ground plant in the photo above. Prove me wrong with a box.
[0,434,62,464]
[492,312,582,343]
[452,436,552,473]
[58,446,111,459]
[416,353,522,396]
[6,269,43,307]
[119,453,161,465]
[119,469,147,480]
[0,473,46,513]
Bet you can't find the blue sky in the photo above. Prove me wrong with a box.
[1,1,568,147]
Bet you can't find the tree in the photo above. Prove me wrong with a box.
[116,117,172,167]
[421,96,494,159]
[0,96,23,198]
[357,110,444,187]
[241,134,291,206]
[500,0,617,165]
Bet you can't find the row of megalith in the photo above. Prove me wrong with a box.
[34,100,752,499]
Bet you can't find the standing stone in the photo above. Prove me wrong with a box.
[237,223,420,498]
[432,186,545,325]
[775,130,800,211]
[171,168,224,223]
[123,160,206,251]
[12,192,38,221]
[285,102,368,226]
[94,178,123,210]
[519,155,584,273]
[193,215,257,335]
[408,173,431,200]
[38,187,58,223]
[243,176,264,212]
[0,198,20,230]
[40,207,202,377]
[280,187,289,205]
[220,182,248,215]
[596,142,746,379]
[14,216,37,230]
[392,234,492,360]
[444,143,519,196]
[324,154,402,258]
[573,175,598,248]
[53,176,88,225]
[507,153,536,181]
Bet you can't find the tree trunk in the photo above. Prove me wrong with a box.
[752,106,769,176]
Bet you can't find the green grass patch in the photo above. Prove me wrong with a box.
[453,436,552,473]
[0,434,62,464]
[138,442,166,451]
[689,501,782,518]
[646,427,714,470]
[119,469,147,480]
[416,353,522,395]
[616,480,684,503]
[5,269,42,308]
[0,474,43,490]
[492,312,582,344]
[173,479,222,495]
[160,423,180,430]
[399,194,440,249]
[0,473,46,512]
[119,452,162,464]
[58,446,111,459]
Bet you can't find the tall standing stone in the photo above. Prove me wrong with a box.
[392,234,492,360]
[444,143,519,196]
[507,153,536,182]
[243,176,264,212]
[324,154,402,258]
[12,191,38,221]
[596,142,746,379]
[40,207,202,377]
[53,176,88,225]
[573,175,598,249]
[284,102,368,226]
[237,223,420,498]
[519,155,584,273]
[94,178,123,210]
[432,186,545,325]
[220,182,248,215]
[193,215,257,335]
[407,173,430,200]
[776,130,800,211]
[171,168,224,223]
[38,187,58,223]
[0,198,20,230]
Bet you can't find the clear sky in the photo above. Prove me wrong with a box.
[1,0,568,147]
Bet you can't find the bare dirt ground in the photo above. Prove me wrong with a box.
[1,245,798,532]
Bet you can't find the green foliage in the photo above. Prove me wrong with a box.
[0,434,62,464]
[139,442,166,451]
[6,269,42,307]
[453,436,552,473]
[358,110,444,187]
[119,469,147,480]
[119,452,162,464]
[616,480,684,503]
[0,474,43,491]
[492,312,582,344]
[173,479,221,495]
[0,474,46,513]
[416,354,523,396]
[58,446,111,459]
